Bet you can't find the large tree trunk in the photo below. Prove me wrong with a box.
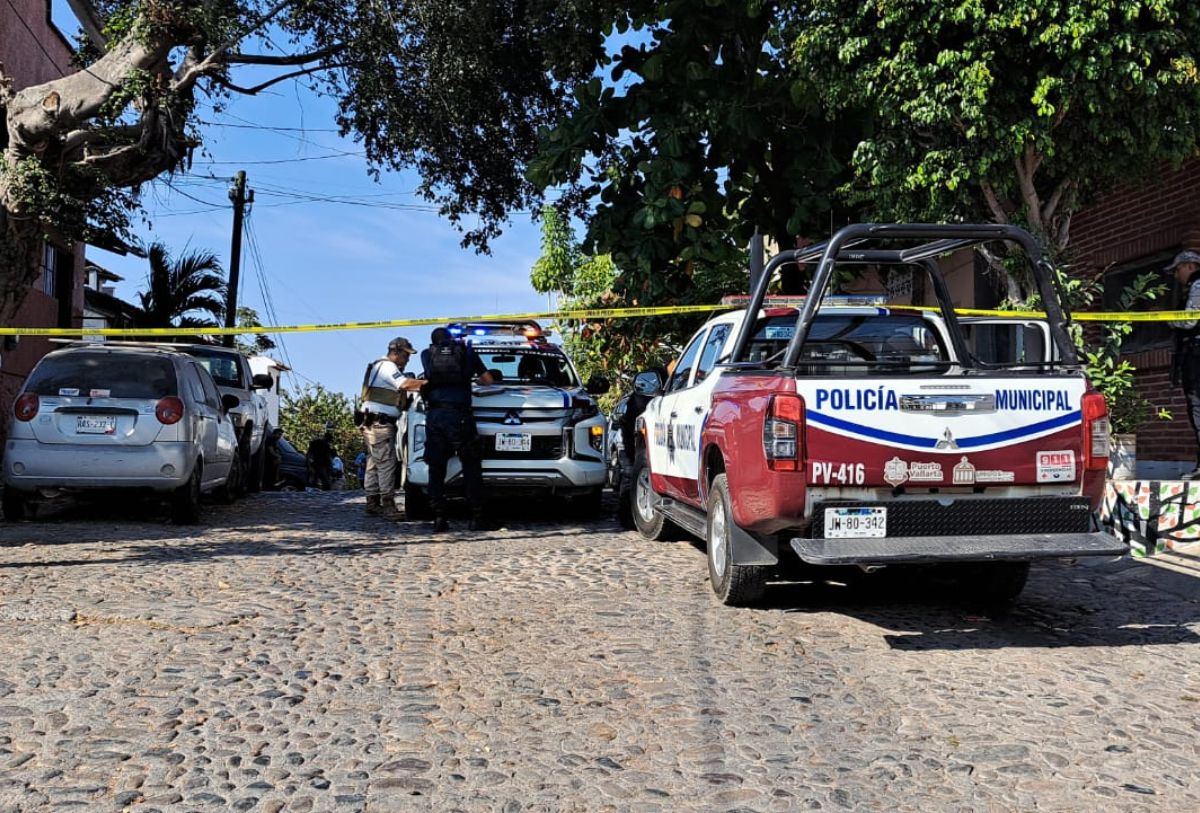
[0,208,43,324]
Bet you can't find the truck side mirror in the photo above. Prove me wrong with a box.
[586,374,610,395]
[221,393,241,413]
[251,373,273,389]
[633,371,662,397]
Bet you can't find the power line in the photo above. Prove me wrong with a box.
[197,119,342,133]
[197,150,366,166]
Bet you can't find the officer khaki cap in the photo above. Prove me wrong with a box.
[1166,250,1200,270]
[387,336,416,354]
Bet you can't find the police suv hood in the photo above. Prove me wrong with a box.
[471,384,581,410]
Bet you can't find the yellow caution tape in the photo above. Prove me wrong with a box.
[2,303,1199,337]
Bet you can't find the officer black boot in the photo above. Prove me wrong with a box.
[433,515,450,533]
[365,494,381,515]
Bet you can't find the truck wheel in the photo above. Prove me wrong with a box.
[631,451,672,540]
[171,462,203,525]
[706,474,767,606]
[2,489,29,522]
[404,481,434,520]
[952,561,1031,609]
[245,435,266,492]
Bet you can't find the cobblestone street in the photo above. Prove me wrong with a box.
[0,492,1198,812]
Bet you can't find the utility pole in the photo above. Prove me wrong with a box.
[224,171,250,348]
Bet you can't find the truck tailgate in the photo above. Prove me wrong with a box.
[795,377,1088,488]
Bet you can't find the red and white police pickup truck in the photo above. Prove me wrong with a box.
[631,224,1127,606]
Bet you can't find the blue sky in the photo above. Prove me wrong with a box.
[54,14,553,400]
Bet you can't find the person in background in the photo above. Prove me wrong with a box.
[264,427,283,490]
[360,336,416,517]
[1168,250,1200,479]
[415,327,494,532]
[354,447,368,485]
[307,430,337,491]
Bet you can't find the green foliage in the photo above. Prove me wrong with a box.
[530,205,740,409]
[134,242,226,329]
[795,0,1200,255]
[279,384,360,468]
[234,306,277,355]
[530,1,859,324]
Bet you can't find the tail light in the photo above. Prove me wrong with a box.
[1082,390,1109,471]
[13,393,38,422]
[155,396,185,425]
[764,394,804,471]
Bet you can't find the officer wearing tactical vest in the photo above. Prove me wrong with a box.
[421,327,494,532]
[359,336,416,517]
[1169,250,1200,479]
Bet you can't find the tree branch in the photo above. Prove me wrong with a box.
[1041,177,1074,226]
[1014,144,1044,233]
[217,64,345,96]
[226,46,345,66]
[980,181,1011,224]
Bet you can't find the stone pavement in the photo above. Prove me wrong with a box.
[1,492,1199,812]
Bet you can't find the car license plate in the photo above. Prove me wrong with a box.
[76,415,117,435]
[825,507,887,538]
[495,433,531,452]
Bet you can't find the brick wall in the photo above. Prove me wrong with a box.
[1069,159,1200,461]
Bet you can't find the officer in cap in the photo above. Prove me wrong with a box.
[358,336,416,517]
[1168,250,1200,478]
[420,327,494,532]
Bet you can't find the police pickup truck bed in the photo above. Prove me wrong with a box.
[632,224,1126,607]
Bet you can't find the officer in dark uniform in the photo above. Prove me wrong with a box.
[1169,250,1200,479]
[420,327,494,531]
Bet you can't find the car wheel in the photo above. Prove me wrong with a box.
[404,481,434,520]
[631,448,673,540]
[171,461,203,525]
[216,454,242,505]
[2,489,30,522]
[245,437,266,492]
[706,473,767,606]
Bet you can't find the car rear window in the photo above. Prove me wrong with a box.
[181,347,244,388]
[26,352,177,398]
[746,313,948,370]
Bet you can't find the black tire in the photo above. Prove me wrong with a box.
[245,433,266,493]
[706,474,767,606]
[631,447,673,540]
[951,561,1031,609]
[2,489,29,522]
[171,461,203,524]
[617,479,636,530]
[404,481,434,520]
[215,454,242,505]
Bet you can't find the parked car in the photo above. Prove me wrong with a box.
[399,321,609,517]
[606,369,666,528]
[2,344,240,523]
[274,436,308,491]
[172,344,273,491]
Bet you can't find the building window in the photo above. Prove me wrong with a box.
[41,242,58,297]
[1102,253,1175,352]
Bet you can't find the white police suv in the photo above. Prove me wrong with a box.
[399,321,610,517]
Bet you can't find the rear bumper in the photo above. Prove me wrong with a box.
[3,439,195,492]
[408,457,606,492]
[790,532,1128,566]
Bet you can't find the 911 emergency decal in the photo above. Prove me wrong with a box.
[1036,450,1076,482]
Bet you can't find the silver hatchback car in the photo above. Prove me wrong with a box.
[2,344,240,523]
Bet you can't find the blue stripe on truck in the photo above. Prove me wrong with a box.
[807,410,1083,449]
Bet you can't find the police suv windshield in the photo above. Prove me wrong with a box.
[474,347,579,387]
[180,347,244,388]
[747,312,949,374]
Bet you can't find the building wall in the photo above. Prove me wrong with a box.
[1070,158,1200,462]
[0,1,86,444]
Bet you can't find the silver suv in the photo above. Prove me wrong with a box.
[2,345,240,523]
[399,323,609,516]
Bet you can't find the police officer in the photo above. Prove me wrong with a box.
[359,336,416,517]
[420,327,494,532]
